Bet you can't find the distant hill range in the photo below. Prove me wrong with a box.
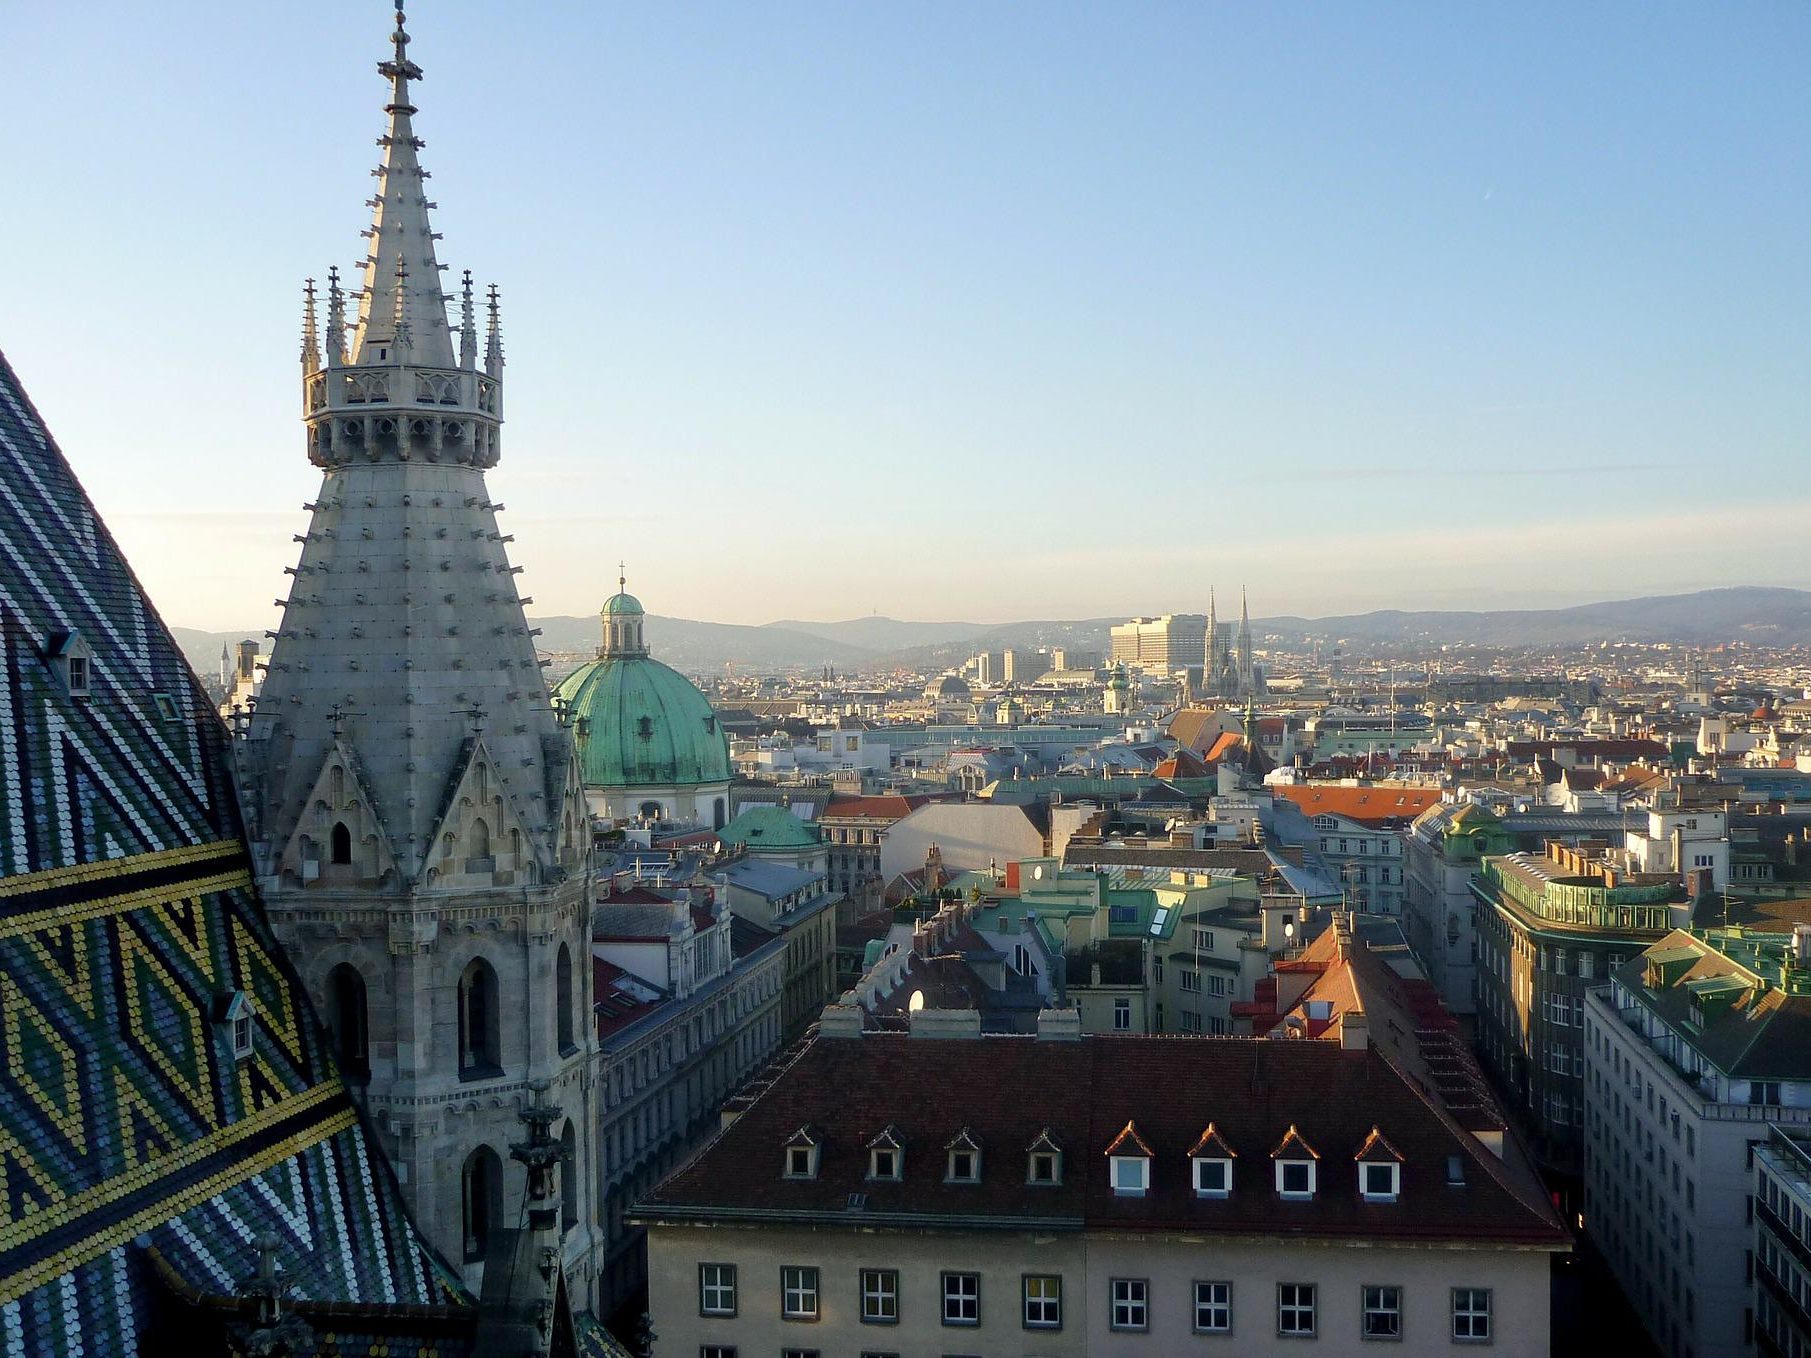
[172,587,1811,681]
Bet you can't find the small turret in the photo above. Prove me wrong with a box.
[300,278,321,375]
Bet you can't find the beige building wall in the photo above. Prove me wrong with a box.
[648,1221,1553,1357]
[649,1222,1088,1357]
[1087,1232,1551,1356]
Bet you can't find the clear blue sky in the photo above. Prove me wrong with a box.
[4,2,1807,630]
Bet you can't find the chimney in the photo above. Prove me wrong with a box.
[909,1008,982,1040]
[1037,1007,1082,1042]
[1339,1012,1369,1050]
[819,1003,865,1039]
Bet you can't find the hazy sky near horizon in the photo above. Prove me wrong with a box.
[4,2,1807,632]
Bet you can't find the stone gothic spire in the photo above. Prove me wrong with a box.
[351,1,456,368]
[1237,587,1254,695]
[241,5,598,1299]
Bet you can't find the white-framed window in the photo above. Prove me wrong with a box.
[1452,1287,1491,1342]
[1023,1273,1061,1329]
[1110,1277,1149,1331]
[1194,1279,1232,1333]
[784,1128,819,1179]
[1195,927,1215,951]
[1114,997,1132,1030]
[1193,1156,1232,1198]
[860,1268,898,1324]
[868,1144,902,1181]
[781,1265,819,1320]
[699,1262,737,1316]
[942,1271,979,1326]
[1360,1161,1400,1202]
[1362,1284,1402,1340]
[1029,1148,1062,1185]
[1180,969,1201,993]
[1278,1282,1316,1336]
[1275,1159,1316,1199]
[1111,1155,1149,1196]
[947,1145,980,1183]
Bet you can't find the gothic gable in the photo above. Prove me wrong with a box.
[423,737,542,890]
[276,739,401,889]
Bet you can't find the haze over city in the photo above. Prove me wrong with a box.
[5,1,1808,631]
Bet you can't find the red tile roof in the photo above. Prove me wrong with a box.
[639,1033,1566,1246]
[822,794,937,822]
[1273,785,1444,826]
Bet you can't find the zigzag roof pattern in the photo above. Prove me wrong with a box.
[0,349,475,1355]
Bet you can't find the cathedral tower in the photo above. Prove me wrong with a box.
[239,3,600,1306]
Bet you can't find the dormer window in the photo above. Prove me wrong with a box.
[215,990,255,1062]
[1271,1124,1319,1200]
[946,1127,983,1183]
[1189,1123,1236,1199]
[1355,1126,1405,1202]
[49,632,93,697]
[867,1125,905,1181]
[1105,1120,1153,1197]
[782,1126,820,1180]
[1027,1128,1063,1185]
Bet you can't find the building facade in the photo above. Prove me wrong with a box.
[236,9,602,1301]
[1583,926,1811,1358]
[637,1014,1566,1356]
[1475,842,1686,1177]
[1404,801,1516,1019]
[1108,613,1208,671]
[1754,1127,1811,1358]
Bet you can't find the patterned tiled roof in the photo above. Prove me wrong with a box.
[0,350,473,1353]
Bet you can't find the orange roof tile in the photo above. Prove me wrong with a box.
[1273,784,1443,826]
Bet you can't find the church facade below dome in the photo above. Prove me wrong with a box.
[555,584,733,828]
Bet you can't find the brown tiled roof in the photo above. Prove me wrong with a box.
[638,1034,1567,1246]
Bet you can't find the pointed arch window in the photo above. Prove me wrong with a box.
[462,1144,503,1262]
[467,817,492,870]
[330,821,353,866]
[556,943,576,1055]
[459,957,502,1078]
[327,962,369,1082]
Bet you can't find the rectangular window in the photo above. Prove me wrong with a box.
[861,1268,898,1324]
[1114,997,1132,1030]
[699,1262,737,1316]
[1023,1274,1062,1329]
[700,1347,737,1358]
[1181,969,1202,993]
[1452,1288,1492,1342]
[1362,1162,1400,1200]
[1208,973,1227,997]
[1110,1278,1149,1332]
[1194,1280,1232,1333]
[1194,1157,1231,1198]
[781,1266,819,1321]
[1029,1150,1060,1184]
[942,1271,979,1326]
[1278,1160,1314,1197]
[1112,1156,1149,1195]
[1195,927,1215,951]
[1362,1285,1402,1340]
[1278,1282,1316,1336]
[781,1350,818,1358]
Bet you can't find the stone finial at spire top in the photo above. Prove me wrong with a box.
[459,269,477,369]
[485,283,505,376]
[325,266,346,365]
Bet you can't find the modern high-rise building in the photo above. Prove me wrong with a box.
[1108,614,1207,671]
[238,4,601,1304]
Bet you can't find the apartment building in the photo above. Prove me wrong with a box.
[1583,925,1811,1358]
[1403,801,1517,1018]
[1753,1126,1811,1357]
[1475,841,1688,1176]
[637,1011,1567,1357]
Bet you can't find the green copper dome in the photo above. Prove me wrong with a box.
[555,655,731,788]
[601,591,644,617]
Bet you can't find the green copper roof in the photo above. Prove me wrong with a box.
[602,591,645,617]
[556,654,730,788]
[718,805,821,850]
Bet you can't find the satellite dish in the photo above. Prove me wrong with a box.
[908,991,925,1012]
